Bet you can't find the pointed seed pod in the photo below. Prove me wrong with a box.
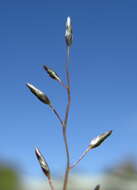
[89,130,112,149]
[65,16,73,46]
[35,147,50,177]
[26,83,50,105]
[43,65,61,82]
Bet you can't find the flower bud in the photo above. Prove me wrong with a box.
[26,83,51,105]
[43,65,61,82]
[89,130,112,149]
[65,16,73,46]
[35,147,50,177]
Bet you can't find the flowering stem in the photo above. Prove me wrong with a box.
[62,46,71,190]
[64,46,71,127]
[62,126,70,190]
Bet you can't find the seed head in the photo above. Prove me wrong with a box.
[43,65,61,82]
[26,83,50,105]
[65,16,73,46]
[89,130,112,149]
[35,147,50,177]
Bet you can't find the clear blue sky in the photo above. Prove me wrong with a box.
[0,0,137,178]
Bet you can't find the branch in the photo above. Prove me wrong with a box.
[49,104,64,127]
[70,147,90,170]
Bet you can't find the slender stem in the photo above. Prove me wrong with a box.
[47,47,71,190]
[48,176,55,190]
[62,127,70,190]
[58,80,68,89]
[49,104,64,127]
[70,147,90,170]
[63,46,71,190]
[64,46,71,127]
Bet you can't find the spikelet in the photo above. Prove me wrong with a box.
[89,130,112,149]
[35,147,50,177]
[26,83,50,105]
[65,16,73,46]
[43,65,61,82]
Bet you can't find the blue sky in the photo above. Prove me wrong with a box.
[0,0,137,178]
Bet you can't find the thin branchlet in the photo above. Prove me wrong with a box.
[70,130,112,169]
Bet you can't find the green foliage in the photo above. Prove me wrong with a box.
[0,164,22,190]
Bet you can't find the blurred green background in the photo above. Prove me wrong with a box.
[0,158,137,190]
